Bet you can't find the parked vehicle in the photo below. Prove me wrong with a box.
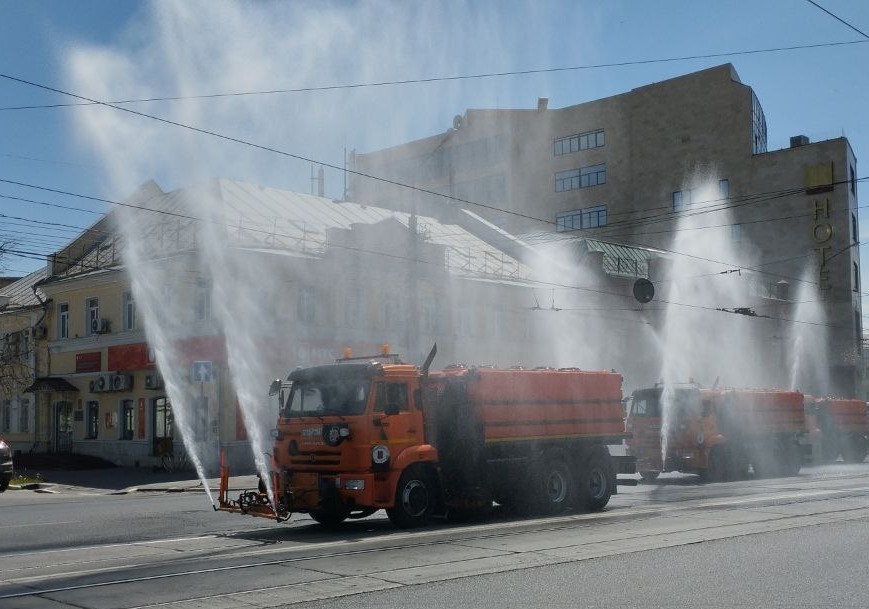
[0,439,12,492]
[805,397,868,464]
[218,346,636,527]
[626,384,807,481]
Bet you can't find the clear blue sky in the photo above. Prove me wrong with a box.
[1,0,868,278]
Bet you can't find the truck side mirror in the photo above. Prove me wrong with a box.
[268,379,282,396]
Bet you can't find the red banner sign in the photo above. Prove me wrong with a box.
[108,343,156,371]
[76,352,102,374]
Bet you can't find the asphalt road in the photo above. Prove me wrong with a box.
[1,463,867,608]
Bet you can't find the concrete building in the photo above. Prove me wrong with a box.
[349,64,862,397]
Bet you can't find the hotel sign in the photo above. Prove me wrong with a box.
[806,162,834,298]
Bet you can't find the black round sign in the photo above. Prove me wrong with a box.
[633,278,655,303]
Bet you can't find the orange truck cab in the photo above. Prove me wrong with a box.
[218,348,637,527]
[805,397,868,463]
[626,384,807,482]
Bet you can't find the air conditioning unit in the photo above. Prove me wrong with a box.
[92,318,111,334]
[91,373,113,393]
[110,374,133,391]
[144,373,164,390]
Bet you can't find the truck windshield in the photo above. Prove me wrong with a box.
[283,380,371,417]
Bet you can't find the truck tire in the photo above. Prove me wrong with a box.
[842,437,868,464]
[579,450,614,512]
[0,478,8,493]
[701,446,727,482]
[639,471,659,482]
[537,458,574,514]
[387,465,438,528]
[782,441,802,476]
[309,504,349,527]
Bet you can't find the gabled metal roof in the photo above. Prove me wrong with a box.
[0,268,47,309]
[53,179,529,282]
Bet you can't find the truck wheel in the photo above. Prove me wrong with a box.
[579,451,614,512]
[0,478,8,493]
[783,442,802,476]
[842,437,868,464]
[639,471,659,482]
[386,465,438,528]
[309,504,349,527]
[701,446,727,482]
[537,458,574,514]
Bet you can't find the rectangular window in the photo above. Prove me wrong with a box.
[555,163,607,192]
[582,205,608,228]
[556,205,608,232]
[731,224,744,243]
[374,383,409,412]
[86,298,99,336]
[86,401,99,439]
[1,400,10,432]
[121,399,135,440]
[19,399,30,433]
[854,262,859,293]
[673,190,689,212]
[58,303,69,339]
[851,164,857,196]
[122,291,136,331]
[718,179,730,198]
[193,280,211,321]
[297,286,316,323]
[853,213,858,244]
[554,129,605,156]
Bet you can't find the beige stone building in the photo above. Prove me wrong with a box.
[349,64,862,397]
[0,270,51,455]
[31,179,579,467]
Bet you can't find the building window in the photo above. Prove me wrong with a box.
[718,179,730,198]
[297,286,317,323]
[751,91,768,154]
[731,224,744,243]
[853,213,858,244]
[19,332,29,363]
[19,399,30,433]
[851,164,857,196]
[122,291,136,331]
[854,262,860,293]
[193,280,211,321]
[1,400,9,432]
[556,205,608,232]
[673,190,690,212]
[86,297,99,336]
[583,205,608,228]
[121,399,135,440]
[856,311,862,352]
[86,401,99,439]
[554,129,605,156]
[58,303,69,339]
[554,163,606,192]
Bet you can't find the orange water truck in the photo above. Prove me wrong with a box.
[218,345,636,527]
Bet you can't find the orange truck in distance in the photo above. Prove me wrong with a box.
[626,384,807,482]
[805,397,868,464]
[218,346,636,527]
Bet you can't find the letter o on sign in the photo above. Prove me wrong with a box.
[813,222,833,243]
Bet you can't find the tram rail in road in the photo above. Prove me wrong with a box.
[1,466,868,609]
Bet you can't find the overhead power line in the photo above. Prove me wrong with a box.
[2,39,868,111]
[806,0,869,40]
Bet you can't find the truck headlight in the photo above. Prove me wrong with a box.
[344,480,365,491]
[371,444,390,465]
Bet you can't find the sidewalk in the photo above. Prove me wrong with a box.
[9,467,259,495]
